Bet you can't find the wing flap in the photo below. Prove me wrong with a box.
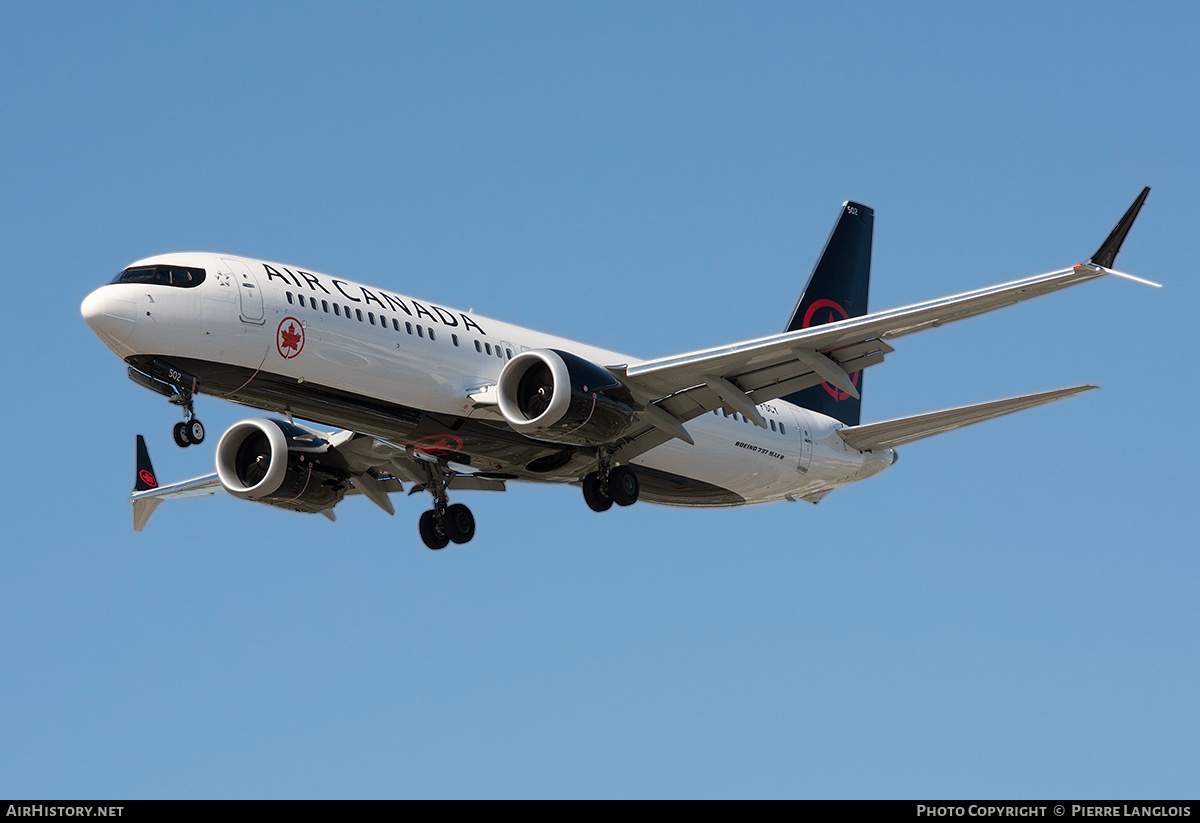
[836,385,1096,451]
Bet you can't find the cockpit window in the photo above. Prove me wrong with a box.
[110,265,206,288]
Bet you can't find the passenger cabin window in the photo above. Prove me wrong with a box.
[322,300,329,312]
[429,328,436,341]
[334,304,340,316]
[286,292,294,304]
[356,309,363,322]
[298,294,307,308]
[474,340,482,353]
[111,265,206,288]
[452,334,459,347]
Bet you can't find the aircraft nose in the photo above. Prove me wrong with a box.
[81,286,136,345]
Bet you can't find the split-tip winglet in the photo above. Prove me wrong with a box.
[1088,186,1150,270]
[1082,186,1160,287]
[1099,266,1161,288]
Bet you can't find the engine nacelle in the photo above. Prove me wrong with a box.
[497,349,638,446]
[215,419,347,513]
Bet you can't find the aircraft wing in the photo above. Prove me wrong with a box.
[130,430,505,531]
[611,188,1154,459]
[612,264,1115,461]
[131,472,222,530]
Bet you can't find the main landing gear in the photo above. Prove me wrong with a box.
[417,463,476,550]
[581,449,639,512]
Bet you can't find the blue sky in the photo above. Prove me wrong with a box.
[2,1,1196,799]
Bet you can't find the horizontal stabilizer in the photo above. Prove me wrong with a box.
[837,386,1096,451]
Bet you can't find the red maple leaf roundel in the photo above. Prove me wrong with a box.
[405,434,465,457]
[801,299,860,401]
[277,317,305,359]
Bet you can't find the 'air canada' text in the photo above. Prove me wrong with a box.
[262,264,486,335]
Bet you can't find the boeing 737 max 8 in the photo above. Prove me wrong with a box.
[81,189,1154,549]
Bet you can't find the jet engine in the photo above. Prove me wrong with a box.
[215,419,348,513]
[497,349,638,446]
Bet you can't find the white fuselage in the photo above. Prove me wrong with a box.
[83,252,894,506]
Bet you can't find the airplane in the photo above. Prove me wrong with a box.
[81,188,1155,550]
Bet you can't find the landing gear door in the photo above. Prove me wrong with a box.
[223,258,265,325]
[790,408,814,474]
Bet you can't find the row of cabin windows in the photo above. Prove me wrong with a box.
[288,291,440,340]
[475,339,513,360]
[284,291,513,359]
[712,407,786,435]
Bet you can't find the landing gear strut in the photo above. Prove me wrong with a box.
[169,389,205,448]
[582,448,639,512]
[417,463,476,550]
[128,361,207,448]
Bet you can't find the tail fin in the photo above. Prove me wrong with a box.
[781,201,874,426]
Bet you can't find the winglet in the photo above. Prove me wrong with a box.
[134,435,159,492]
[132,435,161,531]
[1089,187,1149,269]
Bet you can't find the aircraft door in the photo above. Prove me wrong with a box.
[790,408,814,474]
[223,258,265,324]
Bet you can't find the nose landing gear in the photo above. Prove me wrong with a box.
[172,418,206,448]
[127,361,207,449]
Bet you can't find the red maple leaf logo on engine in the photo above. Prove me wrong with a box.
[276,317,305,359]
